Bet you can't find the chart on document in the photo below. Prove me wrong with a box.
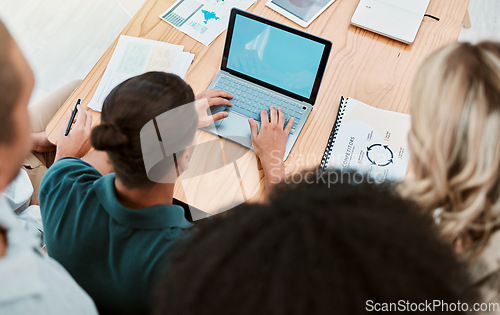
[322,98,411,182]
[160,0,255,46]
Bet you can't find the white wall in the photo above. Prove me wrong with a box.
[0,0,499,105]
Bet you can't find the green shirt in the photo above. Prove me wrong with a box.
[39,158,193,315]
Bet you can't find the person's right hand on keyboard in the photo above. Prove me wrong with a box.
[248,105,294,196]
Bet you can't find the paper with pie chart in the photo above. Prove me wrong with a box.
[160,0,255,46]
[325,97,411,182]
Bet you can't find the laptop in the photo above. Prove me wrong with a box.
[203,8,332,161]
[350,0,431,44]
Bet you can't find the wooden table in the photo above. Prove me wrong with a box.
[46,0,470,214]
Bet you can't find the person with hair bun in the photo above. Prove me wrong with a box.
[399,41,500,303]
[39,71,293,314]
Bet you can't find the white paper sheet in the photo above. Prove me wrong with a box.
[88,35,194,112]
[159,0,255,46]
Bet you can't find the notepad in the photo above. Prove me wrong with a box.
[320,97,411,182]
[350,0,431,44]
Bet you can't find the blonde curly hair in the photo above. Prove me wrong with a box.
[400,42,500,252]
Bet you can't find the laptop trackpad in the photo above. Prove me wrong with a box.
[216,113,253,148]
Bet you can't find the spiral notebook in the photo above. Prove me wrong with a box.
[320,97,411,181]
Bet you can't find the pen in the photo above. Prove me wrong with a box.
[65,99,81,136]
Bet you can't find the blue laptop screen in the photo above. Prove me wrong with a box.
[226,14,326,99]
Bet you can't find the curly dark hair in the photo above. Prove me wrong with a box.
[153,170,477,315]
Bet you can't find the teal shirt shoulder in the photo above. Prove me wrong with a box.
[39,158,193,315]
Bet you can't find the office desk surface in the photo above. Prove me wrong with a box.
[46,0,470,214]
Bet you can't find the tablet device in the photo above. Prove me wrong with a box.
[266,0,337,27]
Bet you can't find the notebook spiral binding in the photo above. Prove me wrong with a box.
[319,96,348,171]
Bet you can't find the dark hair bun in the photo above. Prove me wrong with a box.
[91,123,129,151]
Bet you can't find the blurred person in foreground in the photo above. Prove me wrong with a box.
[0,19,97,314]
[154,170,478,315]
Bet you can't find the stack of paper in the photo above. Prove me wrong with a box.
[159,0,255,46]
[88,35,195,112]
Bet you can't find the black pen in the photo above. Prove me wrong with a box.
[65,99,81,136]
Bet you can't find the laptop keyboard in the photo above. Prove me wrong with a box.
[213,75,303,134]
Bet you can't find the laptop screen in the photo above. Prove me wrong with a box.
[223,11,331,101]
